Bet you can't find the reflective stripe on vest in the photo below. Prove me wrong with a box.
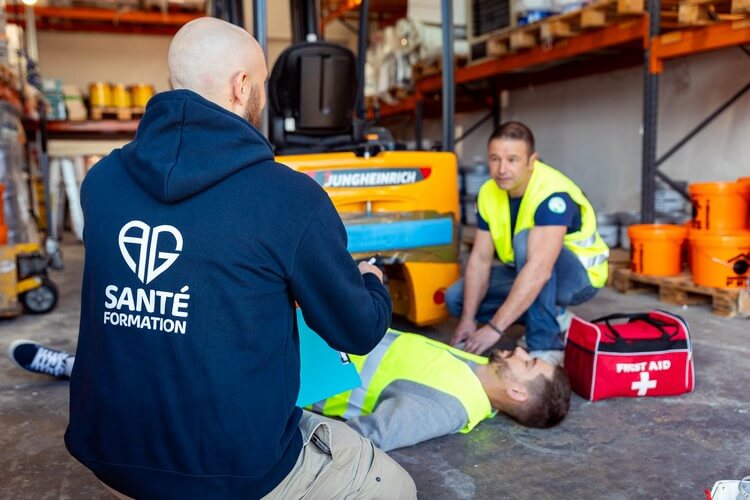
[342,333,397,420]
[572,233,597,248]
[330,330,494,433]
[579,253,609,268]
[477,161,610,288]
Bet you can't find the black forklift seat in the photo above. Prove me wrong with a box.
[269,42,360,153]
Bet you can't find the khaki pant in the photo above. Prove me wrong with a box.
[101,411,416,499]
[263,411,417,499]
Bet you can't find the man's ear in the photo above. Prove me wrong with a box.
[529,151,539,166]
[506,384,529,403]
[231,72,248,103]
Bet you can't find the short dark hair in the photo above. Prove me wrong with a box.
[487,121,535,155]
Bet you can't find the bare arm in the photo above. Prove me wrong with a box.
[450,229,495,345]
[464,225,567,353]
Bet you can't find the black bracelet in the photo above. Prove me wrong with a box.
[487,322,504,336]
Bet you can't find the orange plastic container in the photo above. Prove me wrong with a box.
[689,231,750,288]
[739,177,750,227]
[684,224,696,271]
[628,224,687,277]
[689,181,749,232]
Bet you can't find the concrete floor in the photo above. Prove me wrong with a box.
[1,242,749,499]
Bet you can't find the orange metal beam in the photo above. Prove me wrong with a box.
[46,120,139,137]
[14,21,182,36]
[366,95,416,120]
[417,17,649,93]
[321,0,362,29]
[6,5,201,27]
[650,20,750,73]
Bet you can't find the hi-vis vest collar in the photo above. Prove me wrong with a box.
[316,330,495,434]
[477,161,609,288]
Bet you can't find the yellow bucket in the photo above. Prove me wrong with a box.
[89,82,112,107]
[111,84,131,108]
[130,83,155,108]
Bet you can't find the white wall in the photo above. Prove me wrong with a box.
[38,31,173,92]
[407,47,750,215]
[36,2,354,94]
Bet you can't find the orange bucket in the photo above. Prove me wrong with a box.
[628,224,687,277]
[739,177,750,227]
[684,223,696,271]
[689,181,749,232]
[689,231,750,288]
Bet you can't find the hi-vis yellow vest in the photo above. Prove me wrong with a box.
[477,161,609,288]
[316,330,495,433]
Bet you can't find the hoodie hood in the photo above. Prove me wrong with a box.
[121,89,274,203]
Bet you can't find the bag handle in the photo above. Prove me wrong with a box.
[591,312,651,323]
[591,312,679,343]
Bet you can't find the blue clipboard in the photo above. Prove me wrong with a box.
[296,309,362,407]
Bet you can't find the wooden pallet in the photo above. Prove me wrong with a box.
[612,268,750,318]
[90,106,145,121]
[677,0,749,25]
[385,87,412,101]
[413,56,469,79]
[607,248,630,286]
[484,0,645,55]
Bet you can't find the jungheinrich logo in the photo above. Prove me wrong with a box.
[119,221,183,285]
[307,167,432,188]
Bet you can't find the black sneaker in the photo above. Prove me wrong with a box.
[8,340,72,378]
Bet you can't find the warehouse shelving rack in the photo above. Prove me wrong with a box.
[5,4,203,35]
[323,0,749,223]
[13,0,748,222]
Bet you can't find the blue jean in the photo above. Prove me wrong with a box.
[446,230,599,351]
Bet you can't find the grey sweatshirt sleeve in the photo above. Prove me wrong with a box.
[346,381,468,452]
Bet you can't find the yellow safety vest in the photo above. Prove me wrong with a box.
[316,330,495,434]
[477,161,609,288]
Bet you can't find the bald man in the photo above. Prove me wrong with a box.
[64,18,415,499]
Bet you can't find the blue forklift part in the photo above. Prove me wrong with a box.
[345,217,454,253]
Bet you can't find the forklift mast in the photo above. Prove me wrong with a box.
[290,0,321,44]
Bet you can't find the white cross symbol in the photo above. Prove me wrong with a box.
[631,371,657,396]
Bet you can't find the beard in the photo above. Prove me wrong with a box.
[243,83,263,128]
[489,350,511,376]
[494,357,509,376]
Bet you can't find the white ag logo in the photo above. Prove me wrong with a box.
[118,220,183,285]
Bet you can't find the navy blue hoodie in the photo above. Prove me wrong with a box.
[65,89,392,499]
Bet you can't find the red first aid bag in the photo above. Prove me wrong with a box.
[564,310,695,401]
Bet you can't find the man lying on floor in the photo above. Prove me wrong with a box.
[9,330,570,452]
